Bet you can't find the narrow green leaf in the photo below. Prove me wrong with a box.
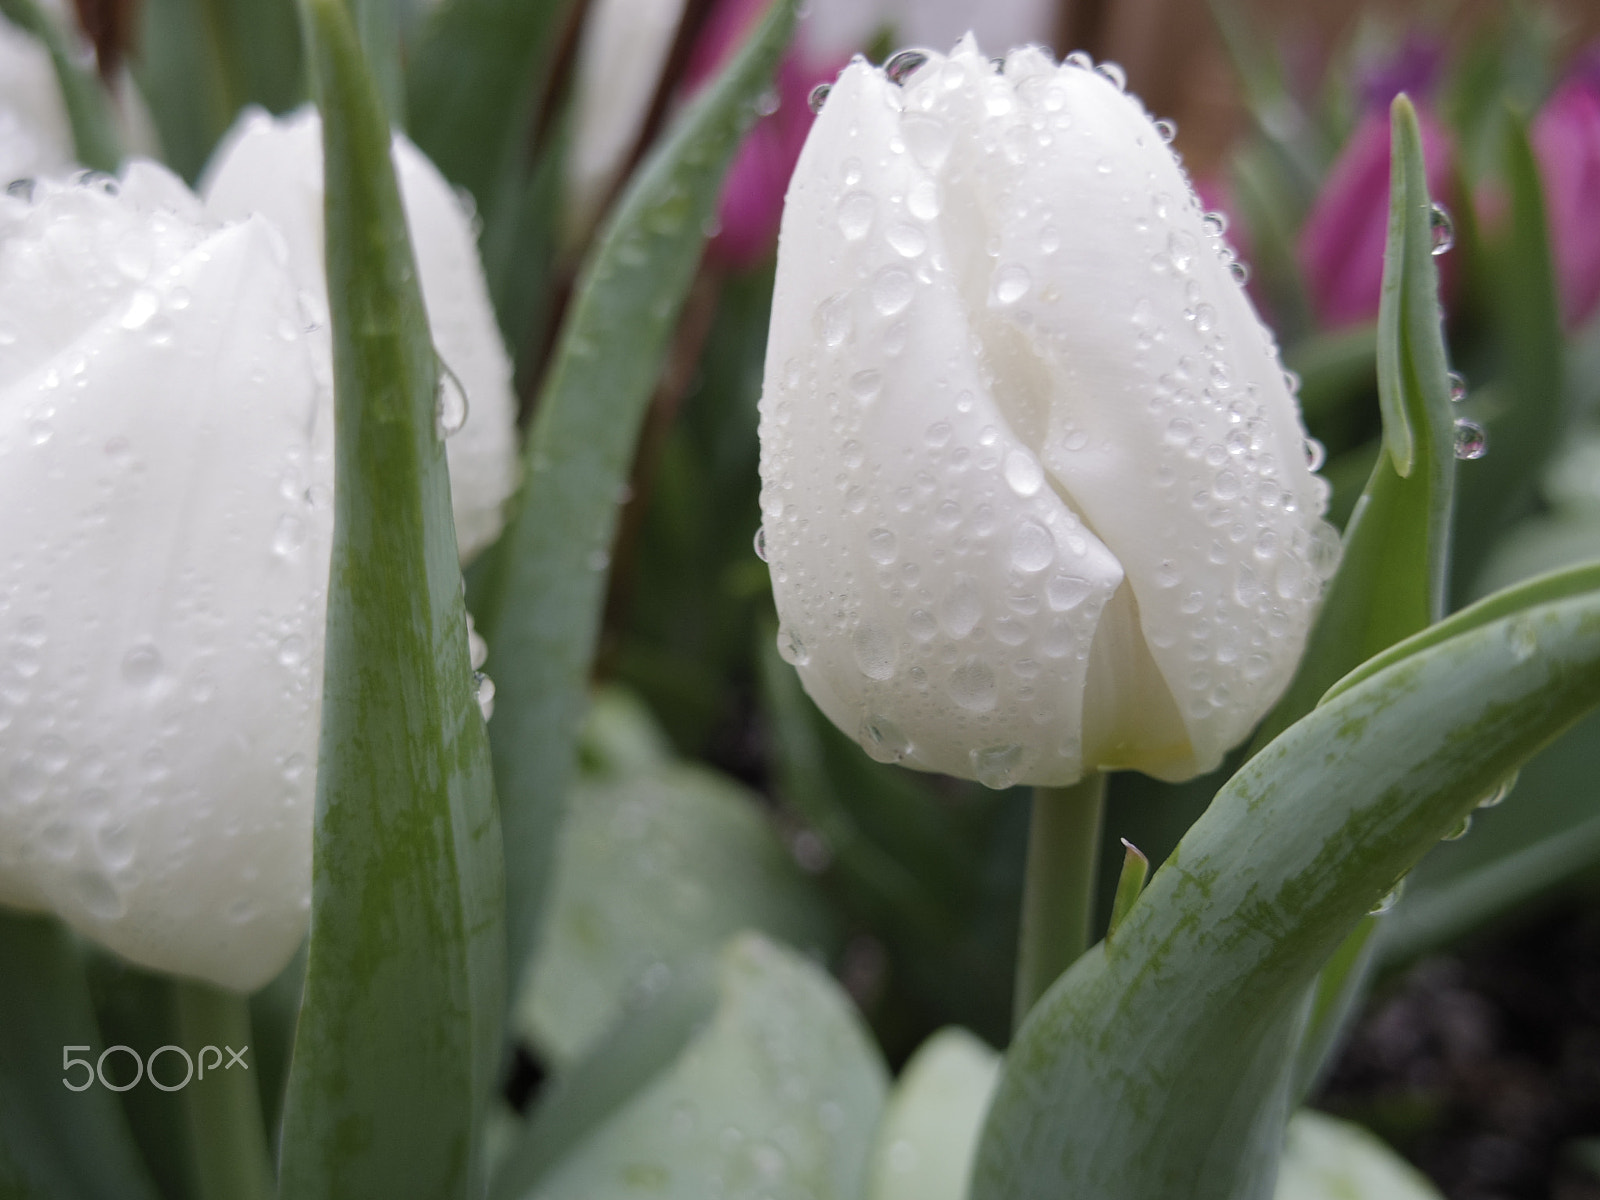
[1249,95,1457,753]
[1105,839,1149,940]
[0,0,121,170]
[475,0,796,978]
[1288,914,1380,1099]
[352,0,405,129]
[0,914,163,1200]
[278,3,505,1197]
[1449,111,1566,593]
[973,586,1600,1200]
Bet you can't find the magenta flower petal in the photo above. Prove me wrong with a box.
[1532,66,1600,329]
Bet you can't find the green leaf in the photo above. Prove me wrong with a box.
[1106,840,1149,940]
[0,0,121,171]
[1274,1111,1442,1200]
[0,914,163,1200]
[972,584,1600,1200]
[277,3,505,1197]
[866,1028,1000,1200]
[1249,95,1457,754]
[514,761,837,1067]
[1449,111,1566,593]
[495,934,889,1200]
[474,0,796,979]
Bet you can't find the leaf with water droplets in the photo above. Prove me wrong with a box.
[973,581,1600,1200]
[279,3,504,1197]
[472,0,797,984]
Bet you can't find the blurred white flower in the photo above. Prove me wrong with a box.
[0,13,75,184]
[758,41,1338,789]
[0,162,329,990]
[202,105,520,562]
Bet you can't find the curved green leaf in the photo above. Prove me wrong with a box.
[475,0,797,980]
[496,934,888,1200]
[515,761,836,1067]
[277,4,505,1197]
[866,1028,1000,1200]
[973,586,1600,1200]
[0,914,162,1200]
[0,0,121,170]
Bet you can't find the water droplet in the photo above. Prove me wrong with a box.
[1046,573,1091,611]
[1065,50,1094,70]
[273,514,306,557]
[808,83,831,113]
[6,177,36,201]
[1448,370,1468,403]
[96,819,134,869]
[121,643,163,690]
[867,527,897,564]
[872,267,915,316]
[473,671,496,720]
[1010,520,1055,572]
[939,579,982,638]
[1477,770,1518,809]
[121,289,159,331]
[948,657,998,711]
[435,360,469,439]
[886,222,928,258]
[1003,449,1044,496]
[841,439,864,468]
[846,370,883,406]
[1167,230,1196,274]
[1429,203,1454,255]
[1094,61,1127,90]
[1155,118,1177,142]
[277,635,306,667]
[1201,211,1228,237]
[1303,437,1325,471]
[1229,260,1251,285]
[777,626,810,665]
[1442,813,1472,841]
[836,191,874,240]
[852,623,897,680]
[901,113,952,170]
[1453,418,1487,460]
[817,294,852,346]
[885,50,929,85]
[859,715,912,763]
[753,527,769,561]
[1368,877,1405,916]
[993,264,1031,305]
[970,743,1023,789]
[907,179,940,221]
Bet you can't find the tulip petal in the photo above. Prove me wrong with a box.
[0,171,328,990]
[761,43,1335,786]
[201,106,521,563]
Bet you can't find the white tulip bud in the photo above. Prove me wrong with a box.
[201,106,521,563]
[0,163,329,990]
[758,41,1339,789]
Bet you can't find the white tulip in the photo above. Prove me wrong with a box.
[202,105,520,562]
[0,163,329,990]
[758,41,1339,789]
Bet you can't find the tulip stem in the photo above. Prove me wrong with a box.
[173,979,276,1200]
[1013,772,1107,1033]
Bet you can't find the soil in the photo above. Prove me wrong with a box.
[1319,896,1600,1199]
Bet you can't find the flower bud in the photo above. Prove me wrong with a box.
[0,163,329,990]
[201,106,520,562]
[757,41,1338,789]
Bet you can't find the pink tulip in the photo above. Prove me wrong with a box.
[1298,104,1456,329]
[1532,53,1600,329]
[684,0,845,270]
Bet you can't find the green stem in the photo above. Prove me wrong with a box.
[1013,772,1107,1032]
[173,979,275,1200]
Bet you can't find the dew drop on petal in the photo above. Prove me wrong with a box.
[885,49,930,85]
[1441,813,1472,841]
[1477,770,1518,808]
[1448,370,1468,403]
[435,360,469,439]
[852,623,897,680]
[1003,449,1043,496]
[867,527,897,564]
[777,625,810,665]
[1368,877,1405,916]
[121,643,163,690]
[993,264,1030,305]
[859,715,912,763]
[1046,573,1092,611]
[1010,520,1055,573]
[753,527,769,561]
[808,83,831,113]
[872,267,915,316]
[948,657,998,711]
[970,743,1024,788]
[836,191,874,240]
[473,671,496,721]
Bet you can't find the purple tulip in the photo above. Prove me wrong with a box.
[1532,53,1600,329]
